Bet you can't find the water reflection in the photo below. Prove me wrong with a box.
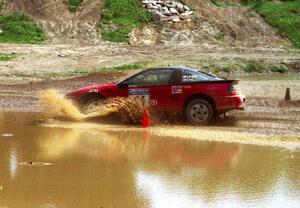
[37,128,242,169]
[9,147,18,179]
[0,112,299,208]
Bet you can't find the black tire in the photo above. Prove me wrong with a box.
[80,95,104,113]
[185,99,214,125]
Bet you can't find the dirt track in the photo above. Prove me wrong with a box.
[0,43,300,82]
[0,43,300,136]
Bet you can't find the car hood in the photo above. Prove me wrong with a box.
[66,83,117,97]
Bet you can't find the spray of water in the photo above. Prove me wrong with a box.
[39,90,144,124]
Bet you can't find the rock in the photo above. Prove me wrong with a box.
[183,5,190,11]
[179,13,190,20]
[161,7,171,16]
[129,26,159,46]
[169,8,179,15]
[152,12,165,23]
[142,0,193,23]
[171,16,180,22]
[58,54,67,57]
[176,3,185,13]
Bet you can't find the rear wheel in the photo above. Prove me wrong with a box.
[185,99,214,125]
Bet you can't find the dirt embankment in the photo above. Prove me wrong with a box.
[4,0,290,47]
[6,0,104,44]
[130,0,289,47]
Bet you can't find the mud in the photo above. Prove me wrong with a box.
[1,72,300,139]
[39,90,144,123]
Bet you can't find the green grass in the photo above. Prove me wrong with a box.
[243,0,300,48]
[99,0,151,42]
[212,0,223,7]
[0,54,16,61]
[0,13,46,44]
[102,63,145,71]
[68,0,83,12]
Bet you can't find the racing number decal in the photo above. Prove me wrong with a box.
[128,88,150,107]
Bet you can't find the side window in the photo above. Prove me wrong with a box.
[182,70,211,82]
[129,69,174,86]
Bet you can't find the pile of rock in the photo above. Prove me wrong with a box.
[142,0,193,23]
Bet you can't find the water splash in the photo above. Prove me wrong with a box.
[39,90,144,124]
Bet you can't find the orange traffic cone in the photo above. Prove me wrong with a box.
[142,108,150,128]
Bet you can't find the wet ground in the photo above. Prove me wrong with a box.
[0,112,300,208]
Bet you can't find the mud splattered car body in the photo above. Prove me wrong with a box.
[66,67,245,124]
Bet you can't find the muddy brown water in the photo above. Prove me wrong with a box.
[0,112,300,208]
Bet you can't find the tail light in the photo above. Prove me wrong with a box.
[227,81,240,94]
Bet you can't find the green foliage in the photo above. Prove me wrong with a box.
[0,0,6,12]
[244,61,265,73]
[0,13,46,44]
[271,64,288,73]
[243,0,300,48]
[68,0,83,12]
[99,0,151,42]
[212,0,222,7]
[0,54,16,61]
[257,0,300,48]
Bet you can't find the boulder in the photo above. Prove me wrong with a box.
[183,5,190,11]
[171,16,180,22]
[161,7,171,16]
[142,0,193,23]
[169,8,179,15]
[179,13,190,20]
[176,3,185,13]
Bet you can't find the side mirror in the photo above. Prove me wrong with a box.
[118,81,129,88]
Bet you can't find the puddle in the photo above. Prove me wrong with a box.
[18,162,53,167]
[0,112,300,208]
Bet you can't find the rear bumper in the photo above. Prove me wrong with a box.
[216,94,246,112]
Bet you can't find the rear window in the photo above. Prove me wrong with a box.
[182,69,221,82]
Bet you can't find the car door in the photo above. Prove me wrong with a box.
[127,68,175,111]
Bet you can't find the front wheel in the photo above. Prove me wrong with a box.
[185,99,214,125]
[80,96,104,113]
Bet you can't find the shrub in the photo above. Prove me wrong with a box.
[0,13,46,44]
[68,0,83,12]
[271,65,288,73]
[99,0,151,42]
[244,61,265,73]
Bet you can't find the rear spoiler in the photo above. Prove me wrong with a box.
[181,80,239,85]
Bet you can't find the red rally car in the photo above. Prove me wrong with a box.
[66,67,245,125]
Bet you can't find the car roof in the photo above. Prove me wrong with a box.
[145,67,219,79]
[146,67,194,71]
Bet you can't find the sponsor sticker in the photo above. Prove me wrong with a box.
[183,75,197,82]
[89,89,99,93]
[172,86,183,94]
[129,88,150,107]
[128,88,150,96]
